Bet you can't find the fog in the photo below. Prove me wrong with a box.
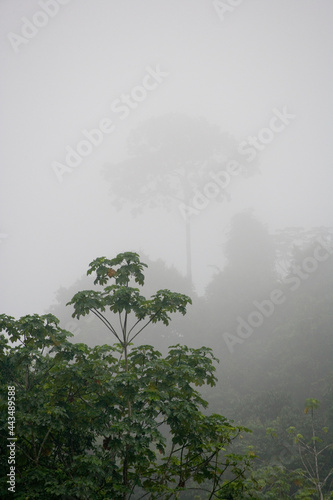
[2,3,333,496]
[1,0,333,318]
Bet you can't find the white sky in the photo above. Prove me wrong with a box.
[1,0,333,316]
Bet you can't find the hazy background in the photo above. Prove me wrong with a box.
[1,0,333,317]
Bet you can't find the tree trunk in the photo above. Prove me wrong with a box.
[185,219,192,283]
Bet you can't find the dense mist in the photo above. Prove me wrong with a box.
[1,1,333,498]
[1,0,333,316]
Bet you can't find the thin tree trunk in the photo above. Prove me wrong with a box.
[123,312,131,499]
[185,219,192,283]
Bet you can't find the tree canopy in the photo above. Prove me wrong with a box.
[0,252,252,499]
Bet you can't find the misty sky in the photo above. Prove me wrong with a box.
[1,0,333,317]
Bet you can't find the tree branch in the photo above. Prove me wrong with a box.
[90,308,122,343]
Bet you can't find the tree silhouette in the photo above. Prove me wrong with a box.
[103,113,254,283]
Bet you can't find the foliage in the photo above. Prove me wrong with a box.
[67,252,192,350]
[227,399,333,499]
[49,253,196,351]
[201,223,333,498]
[0,252,253,498]
[286,399,333,500]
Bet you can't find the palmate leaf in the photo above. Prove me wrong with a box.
[87,252,147,286]
[0,313,69,348]
[67,290,105,318]
[67,253,192,344]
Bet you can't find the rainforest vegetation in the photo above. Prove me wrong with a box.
[1,214,332,499]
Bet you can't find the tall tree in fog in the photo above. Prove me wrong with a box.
[205,211,278,349]
[104,114,251,282]
[207,211,277,301]
[223,211,277,291]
